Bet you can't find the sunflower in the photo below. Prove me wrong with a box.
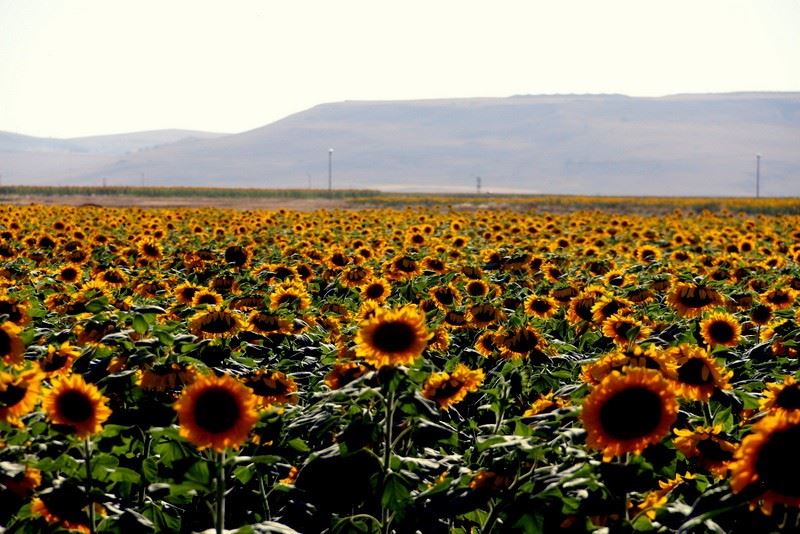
[138,363,197,392]
[0,319,25,366]
[580,346,677,386]
[38,342,80,376]
[340,265,372,288]
[245,310,290,336]
[43,374,111,438]
[355,305,430,368]
[1,465,41,498]
[601,314,652,346]
[699,311,741,348]
[760,376,800,414]
[581,368,678,460]
[384,254,421,281]
[495,324,549,360]
[567,287,607,325]
[750,304,773,326]
[763,287,797,310]
[730,412,800,514]
[422,364,485,409]
[523,391,570,417]
[0,296,31,326]
[426,326,451,352]
[174,282,202,305]
[269,281,311,311]
[0,368,42,426]
[361,278,392,303]
[191,289,224,307]
[467,303,503,328]
[673,425,737,477]
[325,362,369,389]
[591,296,633,324]
[474,331,498,357]
[188,307,243,339]
[174,373,259,452]
[667,283,723,318]
[223,244,250,267]
[137,238,163,261]
[667,344,733,401]
[242,369,298,405]
[463,278,490,298]
[31,485,99,534]
[524,295,560,319]
[429,283,461,310]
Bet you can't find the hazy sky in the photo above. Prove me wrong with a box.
[2,0,798,138]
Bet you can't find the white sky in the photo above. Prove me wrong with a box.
[1,0,798,138]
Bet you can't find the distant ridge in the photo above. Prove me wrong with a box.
[1,93,798,196]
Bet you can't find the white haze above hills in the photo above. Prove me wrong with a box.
[1,93,798,196]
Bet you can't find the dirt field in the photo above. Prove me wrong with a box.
[0,194,355,211]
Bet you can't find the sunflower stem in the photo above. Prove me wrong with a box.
[137,430,151,508]
[701,401,714,426]
[216,450,226,534]
[84,438,96,534]
[382,388,397,534]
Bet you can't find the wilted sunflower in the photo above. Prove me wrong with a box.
[667,344,732,401]
[0,368,42,426]
[601,314,652,346]
[0,321,25,365]
[242,369,298,405]
[673,425,737,478]
[174,373,259,452]
[581,368,678,460]
[667,282,722,318]
[247,310,291,336]
[43,374,111,438]
[355,305,430,367]
[38,342,80,376]
[760,376,800,414]
[188,307,243,339]
[426,326,451,352]
[699,311,741,348]
[524,295,560,319]
[730,412,800,515]
[422,364,485,410]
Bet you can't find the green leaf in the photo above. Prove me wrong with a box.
[381,472,410,510]
[111,467,142,484]
[287,438,310,452]
[133,313,149,334]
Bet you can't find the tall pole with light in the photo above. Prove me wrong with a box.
[328,148,334,194]
[756,153,761,198]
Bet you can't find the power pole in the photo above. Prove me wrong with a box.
[756,154,761,198]
[476,176,481,194]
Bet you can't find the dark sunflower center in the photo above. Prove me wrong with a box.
[609,275,624,287]
[180,287,198,301]
[196,293,219,305]
[56,390,94,423]
[200,314,236,334]
[696,438,734,463]
[768,292,791,305]
[434,289,455,305]
[575,299,595,321]
[751,305,772,324]
[613,321,634,338]
[371,321,416,354]
[708,321,735,344]
[143,244,160,257]
[530,300,552,314]
[0,383,26,407]
[471,306,497,323]
[444,311,466,326]
[193,387,241,433]
[276,293,299,306]
[0,330,12,355]
[677,358,713,385]
[776,385,800,410]
[599,386,663,441]
[466,282,486,296]
[247,377,289,397]
[395,258,417,273]
[434,378,465,400]
[103,271,124,283]
[224,246,248,266]
[252,314,280,331]
[755,425,800,497]
[678,287,715,309]
[505,330,539,353]
[42,353,69,372]
[330,253,348,267]
[365,284,386,299]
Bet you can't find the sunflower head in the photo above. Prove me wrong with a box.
[242,370,298,405]
[668,344,732,401]
[731,412,800,514]
[760,376,800,414]
[174,373,260,452]
[421,364,485,409]
[673,425,737,478]
[0,368,43,426]
[189,307,243,339]
[581,368,678,460]
[667,283,722,318]
[0,321,25,365]
[355,305,430,368]
[699,311,741,348]
[38,342,80,376]
[43,374,111,438]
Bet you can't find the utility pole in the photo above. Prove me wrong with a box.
[328,148,334,194]
[756,154,761,198]
[140,172,145,188]
[476,176,481,194]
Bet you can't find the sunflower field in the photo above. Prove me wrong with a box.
[2,201,800,533]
